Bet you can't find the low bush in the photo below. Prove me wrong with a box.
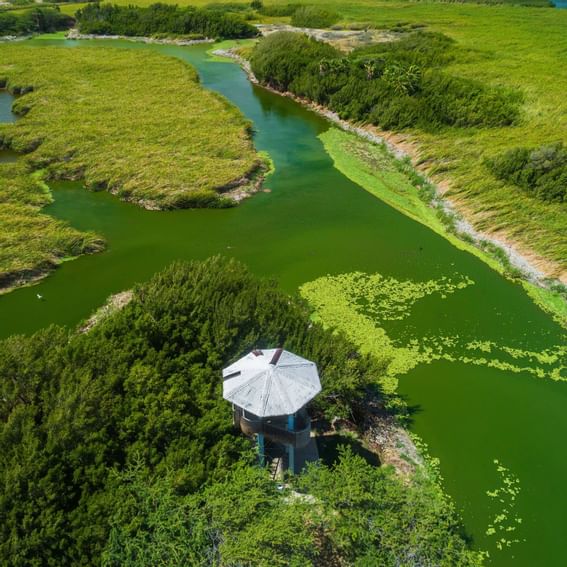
[250,30,521,131]
[290,5,340,28]
[487,142,567,203]
[250,31,338,91]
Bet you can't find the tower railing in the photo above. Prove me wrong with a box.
[234,407,312,449]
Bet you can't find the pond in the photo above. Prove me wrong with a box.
[0,39,566,566]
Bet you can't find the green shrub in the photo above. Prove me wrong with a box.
[102,448,482,567]
[250,30,522,131]
[76,3,258,39]
[290,5,340,28]
[250,30,339,91]
[488,142,567,203]
[0,7,73,36]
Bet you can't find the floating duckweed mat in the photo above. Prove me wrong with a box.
[485,460,524,551]
[300,271,567,391]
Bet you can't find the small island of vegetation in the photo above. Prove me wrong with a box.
[0,257,483,566]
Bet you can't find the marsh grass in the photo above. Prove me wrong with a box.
[0,45,259,208]
[247,1,567,277]
[0,162,104,290]
[0,45,260,288]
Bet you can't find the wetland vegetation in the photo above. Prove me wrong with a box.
[0,45,260,288]
[0,1,566,565]
[0,161,104,290]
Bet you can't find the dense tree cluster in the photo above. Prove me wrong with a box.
[75,3,258,38]
[0,257,482,565]
[0,258,387,564]
[487,142,567,203]
[102,447,482,566]
[250,31,521,131]
[0,7,73,36]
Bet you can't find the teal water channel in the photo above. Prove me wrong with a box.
[0,40,566,565]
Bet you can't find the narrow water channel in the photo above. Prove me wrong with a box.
[1,40,566,565]
[0,90,17,124]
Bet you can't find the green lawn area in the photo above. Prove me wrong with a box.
[0,45,260,289]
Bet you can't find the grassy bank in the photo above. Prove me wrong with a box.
[320,127,567,325]
[252,1,567,282]
[0,45,261,289]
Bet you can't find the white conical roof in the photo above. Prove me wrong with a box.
[222,348,321,417]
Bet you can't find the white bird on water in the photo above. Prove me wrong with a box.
[36,293,43,300]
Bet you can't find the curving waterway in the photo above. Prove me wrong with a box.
[1,39,566,565]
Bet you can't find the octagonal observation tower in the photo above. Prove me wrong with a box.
[222,348,321,474]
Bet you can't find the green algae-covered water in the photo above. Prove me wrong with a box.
[1,40,566,565]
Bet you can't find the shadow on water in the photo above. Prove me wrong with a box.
[398,398,424,429]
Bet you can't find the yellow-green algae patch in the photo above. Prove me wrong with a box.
[485,460,524,552]
[300,271,566,388]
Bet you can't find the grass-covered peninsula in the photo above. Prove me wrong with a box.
[0,161,104,291]
[0,46,260,208]
[0,45,262,290]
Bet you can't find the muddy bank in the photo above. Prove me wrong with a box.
[79,290,133,333]
[256,23,397,52]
